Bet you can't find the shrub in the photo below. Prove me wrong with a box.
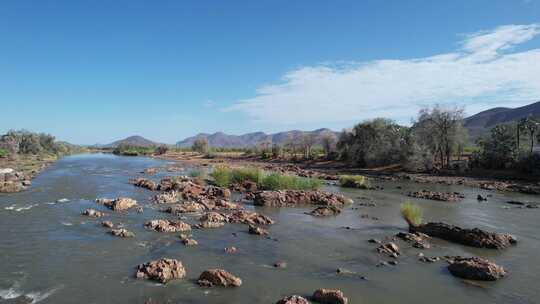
[155,145,169,155]
[339,175,370,189]
[0,148,8,158]
[113,144,155,156]
[209,165,322,190]
[210,165,232,187]
[401,201,423,227]
[260,172,322,190]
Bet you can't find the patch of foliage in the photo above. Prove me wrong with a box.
[401,201,423,227]
[338,175,370,189]
[0,148,8,158]
[210,166,322,190]
[113,143,155,156]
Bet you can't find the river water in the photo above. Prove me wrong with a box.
[0,153,539,304]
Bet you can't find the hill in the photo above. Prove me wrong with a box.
[464,101,540,139]
[176,129,339,148]
[104,135,162,148]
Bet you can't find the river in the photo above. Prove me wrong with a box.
[0,153,539,303]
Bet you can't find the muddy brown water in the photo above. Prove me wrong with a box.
[0,153,539,304]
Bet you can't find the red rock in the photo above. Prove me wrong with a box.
[447,256,506,281]
[136,258,186,283]
[312,288,348,304]
[197,269,242,287]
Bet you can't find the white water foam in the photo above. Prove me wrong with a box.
[0,282,61,303]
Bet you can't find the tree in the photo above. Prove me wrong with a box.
[517,117,528,151]
[476,124,517,169]
[192,137,209,154]
[413,105,467,169]
[523,117,539,154]
[300,133,317,159]
[336,118,408,167]
[320,131,337,159]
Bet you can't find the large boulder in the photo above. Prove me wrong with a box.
[253,190,352,208]
[447,256,506,281]
[197,269,242,287]
[411,222,517,249]
[312,289,348,304]
[144,219,191,232]
[96,197,138,211]
[276,295,310,304]
[136,258,186,283]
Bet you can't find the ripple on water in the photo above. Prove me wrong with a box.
[0,281,62,303]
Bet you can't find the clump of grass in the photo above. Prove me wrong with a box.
[210,165,232,187]
[400,201,423,227]
[0,148,8,158]
[209,166,322,190]
[339,175,370,189]
[230,167,264,185]
[260,172,322,191]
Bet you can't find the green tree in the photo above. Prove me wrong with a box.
[192,137,209,154]
[476,124,517,169]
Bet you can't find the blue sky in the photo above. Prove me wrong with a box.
[1,1,539,144]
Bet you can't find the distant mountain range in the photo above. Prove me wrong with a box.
[175,128,339,148]
[100,135,162,148]
[464,101,540,139]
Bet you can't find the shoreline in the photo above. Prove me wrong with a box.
[0,154,58,193]
[154,151,540,195]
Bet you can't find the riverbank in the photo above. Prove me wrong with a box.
[0,154,57,193]
[155,151,540,195]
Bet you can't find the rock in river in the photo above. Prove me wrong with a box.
[109,228,135,238]
[253,190,352,208]
[309,206,342,217]
[411,222,516,249]
[312,288,348,304]
[407,190,464,202]
[276,295,310,304]
[248,225,269,236]
[197,269,242,287]
[447,256,506,281]
[82,208,106,217]
[129,178,158,191]
[144,219,191,232]
[136,258,186,283]
[96,197,138,211]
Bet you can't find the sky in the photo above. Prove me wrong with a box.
[1,0,539,145]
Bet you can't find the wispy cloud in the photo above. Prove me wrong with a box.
[227,24,540,124]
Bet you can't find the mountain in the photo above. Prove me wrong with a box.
[103,135,162,148]
[464,101,540,139]
[176,129,339,148]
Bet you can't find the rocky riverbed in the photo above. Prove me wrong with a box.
[0,153,538,304]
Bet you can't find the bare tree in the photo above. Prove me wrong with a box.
[300,133,317,159]
[414,105,467,169]
[320,131,337,159]
[192,137,209,154]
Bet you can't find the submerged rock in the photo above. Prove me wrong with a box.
[144,219,191,233]
[101,220,114,228]
[181,237,198,246]
[136,258,186,283]
[224,246,237,254]
[309,206,342,217]
[407,190,464,202]
[395,232,431,249]
[377,242,400,256]
[253,190,352,208]
[82,208,106,217]
[447,256,506,281]
[312,288,348,304]
[276,295,309,304]
[197,269,242,287]
[411,222,516,249]
[109,228,135,238]
[249,225,269,236]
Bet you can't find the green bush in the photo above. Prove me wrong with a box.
[339,175,370,189]
[113,144,155,156]
[401,201,423,227]
[260,172,322,190]
[211,165,232,187]
[210,165,322,190]
[0,148,8,158]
